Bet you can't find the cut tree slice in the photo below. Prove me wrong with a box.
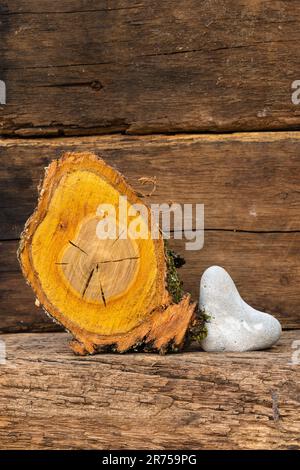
[18,152,202,354]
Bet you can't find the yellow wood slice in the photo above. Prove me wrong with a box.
[18,152,199,354]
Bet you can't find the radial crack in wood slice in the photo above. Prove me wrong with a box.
[18,152,203,354]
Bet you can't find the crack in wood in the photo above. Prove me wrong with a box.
[35,81,103,90]
[95,263,106,307]
[2,228,300,245]
[1,61,114,71]
[100,282,107,307]
[136,39,296,59]
[82,268,95,298]
[112,229,126,246]
[97,256,139,264]
[0,6,143,16]
[68,240,88,255]
[271,390,280,422]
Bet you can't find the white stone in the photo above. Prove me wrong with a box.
[200,266,282,352]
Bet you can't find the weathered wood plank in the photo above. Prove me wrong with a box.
[0,331,299,449]
[1,132,300,239]
[2,229,300,332]
[0,239,62,332]
[1,1,300,135]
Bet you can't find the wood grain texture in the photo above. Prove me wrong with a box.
[0,330,299,449]
[1,132,300,331]
[2,229,300,332]
[1,0,300,136]
[2,132,300,239]
[17,151,197,354]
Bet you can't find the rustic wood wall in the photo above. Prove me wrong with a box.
[1,0,300,135]
[0,331,299,449]
[1,1,300,332]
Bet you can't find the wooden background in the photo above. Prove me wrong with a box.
[1,133,300,332]
[1,0,300,136]
[0,331,299,450]
[1,0,300,449]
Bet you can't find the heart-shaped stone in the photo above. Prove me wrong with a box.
[200,266,282,352]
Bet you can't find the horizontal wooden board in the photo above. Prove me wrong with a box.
[1,1,300,135]
[2,229,300,332]
[0,239,62,332]
[0,330,299,449]
[1,133,300,331]
[2,132,300,239]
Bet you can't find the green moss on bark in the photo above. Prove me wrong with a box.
[164,241,208,344]
[189,309,210,343]
[164,241,184,303]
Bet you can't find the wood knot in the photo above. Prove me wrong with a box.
[90,80,103,91]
